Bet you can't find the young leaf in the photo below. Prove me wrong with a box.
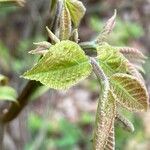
[110,73,149,112]
[97,10,117,44]
[117,47,146,73]
[66,0,86,27]
[127,62,144,83]
[116,113,134,133]
[104,125,115,150]
[46,27,60,43]
[59,2,72,40]
[0,86,17,102]
[118,47,146,63]
[93,90,116,150]
[22,40,92,89]
[97,43,128,76]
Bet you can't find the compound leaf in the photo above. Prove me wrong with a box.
[0,86,17,102]
[97,43,128,76]
[66,0,86,27]
[110,73,149,112]
[93,90,116,150]
[22,40,92,89]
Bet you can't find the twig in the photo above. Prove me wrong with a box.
[0,0,62,124]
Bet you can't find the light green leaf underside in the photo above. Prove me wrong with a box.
[22,40,92,89]
[93,90,116,150]
[0,86,17,102]
[111,73,149,112]
[104,126,115,150]
[97,43,128,76]
[66,0,86,27]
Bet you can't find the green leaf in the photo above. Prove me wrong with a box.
[50,0,58,11]
[22,40,92,89]
[93,90,116,150]
[97,43,128,76]
[0,86,17,102]
[66,0,86,27]
[110,73,149,112]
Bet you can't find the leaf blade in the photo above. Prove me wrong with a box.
[110,73,149,112]
[22,40,92,89]
[66,0,86,27]
[97,43,128,76]
[93,90,116,150]
[104,125,115,150]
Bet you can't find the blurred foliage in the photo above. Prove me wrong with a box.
[25,112,93,150]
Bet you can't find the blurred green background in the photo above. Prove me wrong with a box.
[0,0,150,150]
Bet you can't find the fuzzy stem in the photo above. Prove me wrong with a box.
[90,57,109,86]
[90,57,110,149]
[80,41,97,51]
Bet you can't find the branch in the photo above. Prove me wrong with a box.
[0,0,63,123]
[0,81,42,123]
[80,41,96,51]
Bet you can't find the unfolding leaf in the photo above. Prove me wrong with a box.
[127,62,144,83]
[116,113,134,133]
[110,73,149,112]
[22,40,92,89]
[97,10,117,44]
[93,90,116,150]
[117,46,146,73]
[60,3,72,40]
[97,43,128,76]
[66,0,86,27]
[118,47,146,63]
[104,125,115,150]
[0,86,17,102]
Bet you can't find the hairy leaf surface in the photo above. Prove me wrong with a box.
[104,125,115,150]
[110,73,149,112]
[22,40,92,89]
[97,43,128,76]
[66,0,86,27]
[60,3,71,40]
[93,90,116,150]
